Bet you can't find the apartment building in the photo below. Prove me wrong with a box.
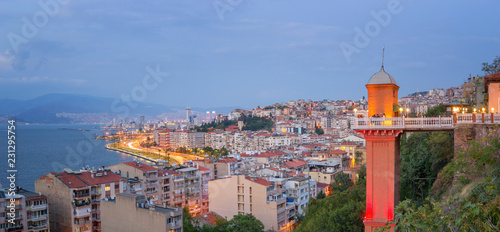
[154,130,206,149]
[304,160,341,185]
[193,158,239,179]
[209,175,294,232]
[0,188,50,232]
[198,167,212,214]
[283,177,317,215]
[177,167,202,216]
[35,168,125,232]
[158,169,175,207]
[101,193,182,232]
[107,161,159,204]
[170,131,206,149]
[169,170,185,209]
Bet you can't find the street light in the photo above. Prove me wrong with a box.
[406,108,410,117]
[492,108,495,113]
[399,107,403,117]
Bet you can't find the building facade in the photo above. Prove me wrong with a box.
[101,193,182,232]
[35,168,125,232]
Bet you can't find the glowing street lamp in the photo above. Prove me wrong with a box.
[492,108,495,113]
[399,107,403,117]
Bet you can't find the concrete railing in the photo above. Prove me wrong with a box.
[353,113,500,130]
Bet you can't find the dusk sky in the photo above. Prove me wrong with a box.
[1,0,499,108]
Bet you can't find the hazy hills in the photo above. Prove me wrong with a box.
[0,93,237,123]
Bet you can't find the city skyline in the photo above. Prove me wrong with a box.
[1,0,499,109]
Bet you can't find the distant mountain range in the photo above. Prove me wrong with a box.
[0,93,239,123]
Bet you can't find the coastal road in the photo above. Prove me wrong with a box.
[125,141,190,165]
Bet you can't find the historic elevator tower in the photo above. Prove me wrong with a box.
[358,62,402,232]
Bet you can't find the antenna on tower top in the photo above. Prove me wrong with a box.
[382,45,385,68]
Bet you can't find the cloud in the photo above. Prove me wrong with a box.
[0,51,14,70]
[11,49,31,71]
[0,76,87,85]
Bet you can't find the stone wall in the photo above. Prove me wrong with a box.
[454,124,500,154]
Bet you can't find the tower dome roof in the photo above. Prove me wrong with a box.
[367,66,396,85]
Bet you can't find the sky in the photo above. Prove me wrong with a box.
[0,0,499,109]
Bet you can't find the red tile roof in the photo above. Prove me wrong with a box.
[317,182,330,188]
[55,170,124,188]
[55,172,88,188]
[246,176,273,186]
[194,211,225,226]
[198,166,210,171]
[341,142,358,146]
[286,171,305,177]
[285,159,309,168]
[158,169,179,176]
[79,171,124,186]
[123,162,157,172]
[330,149,348,154]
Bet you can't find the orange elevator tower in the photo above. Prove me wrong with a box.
[357,63,402,232]
[366,65,399,118]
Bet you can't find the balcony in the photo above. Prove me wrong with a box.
[91,190,101,196]
[185,175,199,181]
[74,206,91,218]
[145,189,158,194]
[173,184,184,189]
[74,220,91,226]
[27,223,48,230]
[73,191,90,199]
[174,176,185,182]
[186,181,200,187]
[129,187,142,192]
[5,204,22,211]
[74,201,91,208]
[6,224,23,231]
[26,203,47,211]
[146,181,158,187]
[145,175,158,181]
[173,190,184,196]
[173,198,184,204]
[27,214,48,221]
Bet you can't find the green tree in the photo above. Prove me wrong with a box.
[225,214,264,232]
[183,206,197,232]
[315,125,324,135]
[399,132,453,205]
[332,172,353,193]
[482,56,500,75]
[377,135,500,231]
[316,190,326,200]
[424,104,447,117]
[296,168,366,232]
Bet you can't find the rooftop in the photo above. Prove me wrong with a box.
[246,176,273,186]
[123,161,157,172]
[54,169,124,188]
[194,211,225,226]
[367,66,397,85]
